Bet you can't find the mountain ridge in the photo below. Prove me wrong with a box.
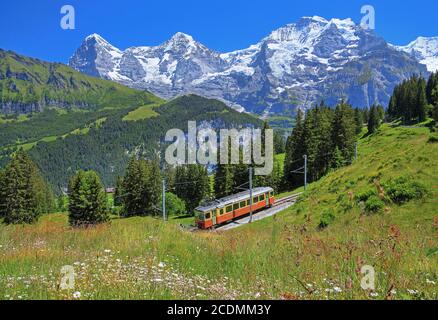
[69,16,433,115]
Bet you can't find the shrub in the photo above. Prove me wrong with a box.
[365,196,385,213]
[383,176,429,204]
[356,189,376,202]
[163,192,186,217]
[318,209,336,229]
[428,134,438,143]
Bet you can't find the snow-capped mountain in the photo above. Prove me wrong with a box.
[394,37,438,72]
[69,16,429,115]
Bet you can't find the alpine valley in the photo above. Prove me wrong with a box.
[69,16,438,116]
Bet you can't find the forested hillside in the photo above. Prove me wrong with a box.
[0,50,263,192]
[1,94,262,191]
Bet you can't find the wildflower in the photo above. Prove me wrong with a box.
[369,292,379,297]
[333,286,342,293]
[407,289,418,295]
[104,249,111,254]
[73,291,81,299]
[158,262,166,268]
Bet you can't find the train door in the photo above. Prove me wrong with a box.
[212,210,217,226]
[265,193,269,206]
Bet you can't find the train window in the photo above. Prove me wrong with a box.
[226,205,233,213]
[195,210,204,221]
[219,208,224,215]
[260,194,265,201]
[253,197,258,203]
[233,203,239,210]
[246,200,250,206]
[240,201,246,208]
[205,212,211,220]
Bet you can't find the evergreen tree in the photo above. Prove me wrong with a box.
[144,159,162,216]
[0,150,54,224]
[426,72,438,105]
[120,157,161,217]
[284,109,305,187]
[214,163,233,198]
[121,157,145,217]
[113,176,124,207]
[387,75,430,124]
[416,77,427,122]
[354,108,364,135]
[175,164,210,214]
[367,105,380,134]
[68,170,109,227]
[331,102,356,164]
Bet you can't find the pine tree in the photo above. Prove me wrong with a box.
[113,176,124,207]
[214,163,233,198]
[175,164,210,214]
[426,72,438,105]
[0,150,54,224]
[367,105,380,134]
[143,159,162,215]
[416,77,427,122]
[68,170,108,227]
[284,109,305,187]
[331,102,356,164]
[121,157,145,217]
[354,108,364,135]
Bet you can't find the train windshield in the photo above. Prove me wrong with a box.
[195,210,205,221]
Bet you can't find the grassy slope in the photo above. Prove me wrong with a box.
[122,104,160,121]
[0,124,436,300]
[0,49,161,109]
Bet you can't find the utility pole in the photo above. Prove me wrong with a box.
[303,155,307,191]
[249,167,253,223]
[162,179,166,221]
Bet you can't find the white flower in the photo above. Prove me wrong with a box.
[104,249,111,253]
[73,291,81,299]
[158,262,166,268]
[370,292,379,297]
[153,278,163,283]
[407,289,418,295]
[333,286,342,293]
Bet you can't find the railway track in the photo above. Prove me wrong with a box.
[272,193,302,207]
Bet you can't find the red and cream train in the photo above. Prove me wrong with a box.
[194,187,275,229]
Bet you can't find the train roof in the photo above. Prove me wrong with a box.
[195,187,273,212]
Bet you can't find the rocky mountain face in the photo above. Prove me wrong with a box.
[69,16,431,116]
[394,37,438,73]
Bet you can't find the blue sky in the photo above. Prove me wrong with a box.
[1,0,437,63]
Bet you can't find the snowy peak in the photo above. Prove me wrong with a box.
[168,32,195,43]
[69,16,430,114]
[395,36,438,72]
